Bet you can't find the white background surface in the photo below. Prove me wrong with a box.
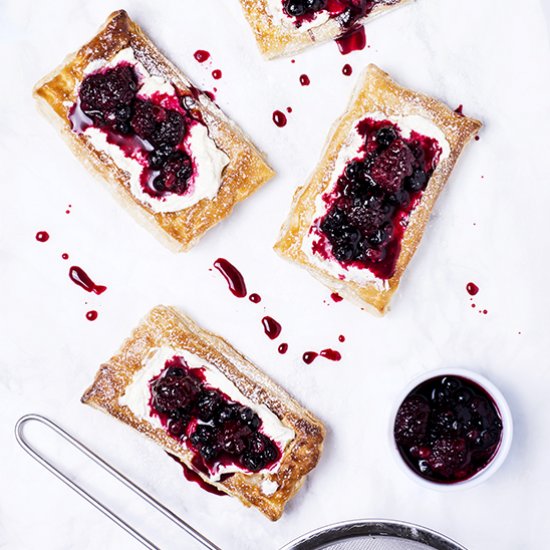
[1,1,550,549]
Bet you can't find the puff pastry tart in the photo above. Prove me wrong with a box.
[275,64,482,315]
[33,10,274,251]
[239,0,411,58]
[82,306,325,521]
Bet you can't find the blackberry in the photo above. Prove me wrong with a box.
[79,65,137,119]
[195,390,222,422]
[370,139,415,192]
[406,169,429,193]
[394,395,430,446]
[151,374,199,413]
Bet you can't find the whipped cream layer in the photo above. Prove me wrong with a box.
[81,48,229,213]
[303,112,451,289]
[119,346,295,482]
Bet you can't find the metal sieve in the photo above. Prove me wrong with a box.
[280,520,467,550]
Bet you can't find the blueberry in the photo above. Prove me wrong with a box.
[152,175,166,192]
[442,377,461,392]
[199,444,219,462]
[306,0,326,10]
[455,388,472,403]
[215,405,237,425]
[376,126,398,149]
[284,0,305,16]
[190,425,215,446]
[367,222,393,246]
[387,189,410,206]
[406,169,429,193]
[165,366,185,378]
[262,442,278,463]
[195,390,221,422]
[241,453,265,472]
[239,407,261,430]
[345,161,365,184]
[167,417,187,438]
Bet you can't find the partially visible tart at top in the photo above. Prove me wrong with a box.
[239,0,411,58]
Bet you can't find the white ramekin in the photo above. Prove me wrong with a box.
[389,367,513,491]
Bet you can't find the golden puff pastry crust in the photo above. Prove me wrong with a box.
[82,305,325,521]
[238,0,412,59]
[34,10,275,252]
[274,64,482,315]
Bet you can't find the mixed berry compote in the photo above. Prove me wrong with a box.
[282,0,385,30]
[394,375,503,484]
[308,116,443,280]
[71,62,194,200]
[69,49,227,212]
[147,355,286,479]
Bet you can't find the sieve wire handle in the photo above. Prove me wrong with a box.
[14,413,222,550]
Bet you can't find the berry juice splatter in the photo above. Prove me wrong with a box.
[272,110,287,128]
[335,26,366,55]
[69,266,107,295]
[194,50,211,63]
[262,316,282,340]
[36,231,49,242]
[213,258,247,298]
[466,282,479,296]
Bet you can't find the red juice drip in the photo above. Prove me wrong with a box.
[249,293,262,303]
[86,310,98,321]
[336,26,366,55]
[286,106,293,113]
[36,231,49,242]
[69,266,107,295]
[262,316,282,340]
[342,64,353,76]
[205,90,216,101]
[62,253,69,260]
[168,454,226,496]
[272,110,287,128]
[278,343,288,354]
[338,335,346,343]
[212,69,222,80]
[320,348,342,361]
[330,292,343,303]
[194,50,211,63]
[213,258,247,298]
[303,351,318,364]
[454,104,465,116]
[466,282,479,296]
[299,74,310,86]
